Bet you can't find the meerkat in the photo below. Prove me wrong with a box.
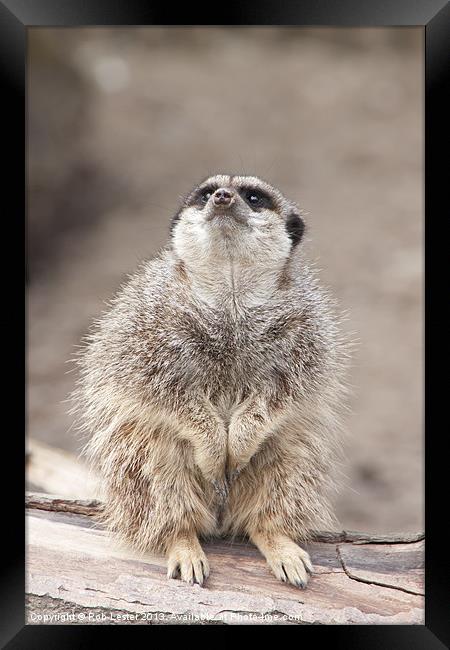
[72,174,349,589]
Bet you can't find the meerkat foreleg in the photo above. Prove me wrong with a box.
[170,399,229,499]
[227,395,285,479]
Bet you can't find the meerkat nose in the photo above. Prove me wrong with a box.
[213,188,234,207]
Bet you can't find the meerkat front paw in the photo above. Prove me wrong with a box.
[226,447,253,480]
[226,467,243,485]
[192,447,227,490]
[251,533,314,589]
[167,535,210,586]
[192,452,228,504]
[212,477,229,504]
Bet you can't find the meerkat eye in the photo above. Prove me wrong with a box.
[200,190,213,204]
[243,190,272,210]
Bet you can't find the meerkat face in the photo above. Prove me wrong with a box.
[171,175,305,267]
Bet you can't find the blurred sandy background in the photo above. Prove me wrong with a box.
[27,27,423,533]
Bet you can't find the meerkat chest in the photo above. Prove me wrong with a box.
[164,304,295,398]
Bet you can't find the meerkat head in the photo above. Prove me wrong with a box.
[170,174,305,268]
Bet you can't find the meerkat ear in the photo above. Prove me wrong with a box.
[286,210,305,248]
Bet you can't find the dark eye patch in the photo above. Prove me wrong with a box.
[238,187,274,210]
[191,185,219,206]
[171,184,218,233]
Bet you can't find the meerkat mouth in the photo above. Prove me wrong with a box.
[206,204,247,226]
[208,214,247,229]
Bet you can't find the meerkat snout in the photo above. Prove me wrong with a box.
[212,187,234,207]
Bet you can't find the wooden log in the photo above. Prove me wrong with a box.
[26,492,424,625]
[26,439,100,499]
[26,492,103,517]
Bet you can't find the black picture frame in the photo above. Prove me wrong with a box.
[5,0,448,645]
